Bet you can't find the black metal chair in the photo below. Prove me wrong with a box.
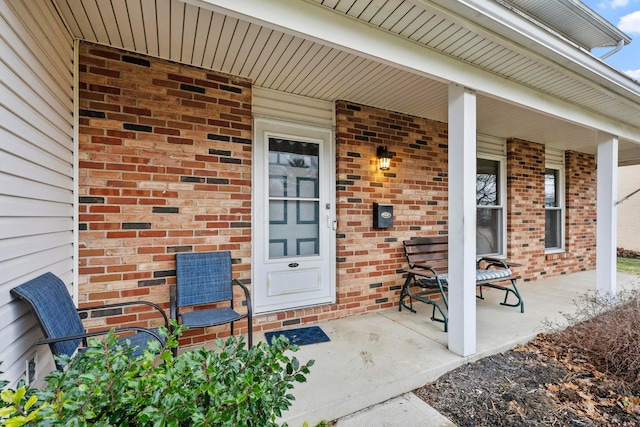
[171,251,253,353]
[11,272,168,369]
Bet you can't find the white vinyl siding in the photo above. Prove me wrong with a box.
[253,87,335,128]
[477,134,507,157]
[1,0,74,385]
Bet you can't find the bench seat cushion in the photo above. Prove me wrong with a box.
[418,268,512,286]
[475,268,513,281]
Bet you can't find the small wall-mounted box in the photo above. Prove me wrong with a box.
[373,203,393,228]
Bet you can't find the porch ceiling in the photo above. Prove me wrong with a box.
[52,0,640,164]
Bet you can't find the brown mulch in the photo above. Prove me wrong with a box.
[414,334,640,426]
[617,248,640,259]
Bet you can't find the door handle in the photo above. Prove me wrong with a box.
[327,215,337,230]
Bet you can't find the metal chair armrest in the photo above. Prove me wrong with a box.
[37,326,164,346]
[169,284,177,324]
[233,279,252,314]
[78,300,169,330]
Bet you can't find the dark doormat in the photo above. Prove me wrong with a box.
[264,326,331,346]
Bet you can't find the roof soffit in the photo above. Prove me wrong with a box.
[52,0,640,149]
[414,0,640,101]
[499,0,630,50]
[240,0,640,141]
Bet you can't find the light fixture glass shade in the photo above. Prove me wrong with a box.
[379,156,391,170]
[377,146,392,170]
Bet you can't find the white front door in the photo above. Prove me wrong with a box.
[253,118,336,314]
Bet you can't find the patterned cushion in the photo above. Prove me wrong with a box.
[475,268,512,281]
[418,268,512,285]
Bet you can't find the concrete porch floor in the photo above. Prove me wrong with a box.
[266,271,640,426]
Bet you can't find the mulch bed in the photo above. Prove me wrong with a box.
[414,334,640,426]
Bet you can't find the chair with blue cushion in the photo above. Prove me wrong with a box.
[171,251,253,352]
[11,272,168,369]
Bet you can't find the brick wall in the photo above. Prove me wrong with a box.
[246,101,452,331]
[506,138,546,281]
[504,140,597,281]
[78,43,598,347]
[334,101,449,311]
[78,43,252,346]
[547,150,597,274]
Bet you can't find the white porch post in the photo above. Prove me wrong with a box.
[447,83,477,356]
[596,132,618,300]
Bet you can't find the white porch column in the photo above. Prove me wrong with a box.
[447,83,477,357]
[596,132,618,300]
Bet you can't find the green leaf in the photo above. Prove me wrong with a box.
[1,389,14,404]
[4,417,28,427]
[12,387,26,405]
[23,410,39,422]
[24,394,38,411]
[0,405,17,417]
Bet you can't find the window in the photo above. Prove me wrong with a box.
[476,157,506,257]
[545,167,564,251]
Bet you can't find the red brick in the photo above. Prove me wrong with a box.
[78,43,597,349]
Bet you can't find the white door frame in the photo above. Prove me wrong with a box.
[252,117,336,314]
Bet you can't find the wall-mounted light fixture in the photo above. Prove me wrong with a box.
[377,146,393,170]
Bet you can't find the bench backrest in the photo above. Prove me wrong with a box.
[403,236,449,271]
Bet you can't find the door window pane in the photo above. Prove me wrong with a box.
[268,138,319,258]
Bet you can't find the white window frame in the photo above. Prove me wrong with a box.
[544,164,565,253]
[476,153,507,258]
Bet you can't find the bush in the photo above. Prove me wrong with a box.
[546,287,640,392]
[0,382,39,426]
[1,325,314,426]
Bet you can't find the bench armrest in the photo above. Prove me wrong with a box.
[409,263,447,277]
[478,257,521,269]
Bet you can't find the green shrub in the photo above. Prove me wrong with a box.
[2,325,314,426]
[0,381,40,427]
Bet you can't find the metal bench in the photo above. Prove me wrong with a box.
[399,236,524,332]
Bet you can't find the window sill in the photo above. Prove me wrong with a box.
[545,251,569,261]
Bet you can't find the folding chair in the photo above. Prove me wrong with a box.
[171,251,253,352]
[11,272,168,369]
